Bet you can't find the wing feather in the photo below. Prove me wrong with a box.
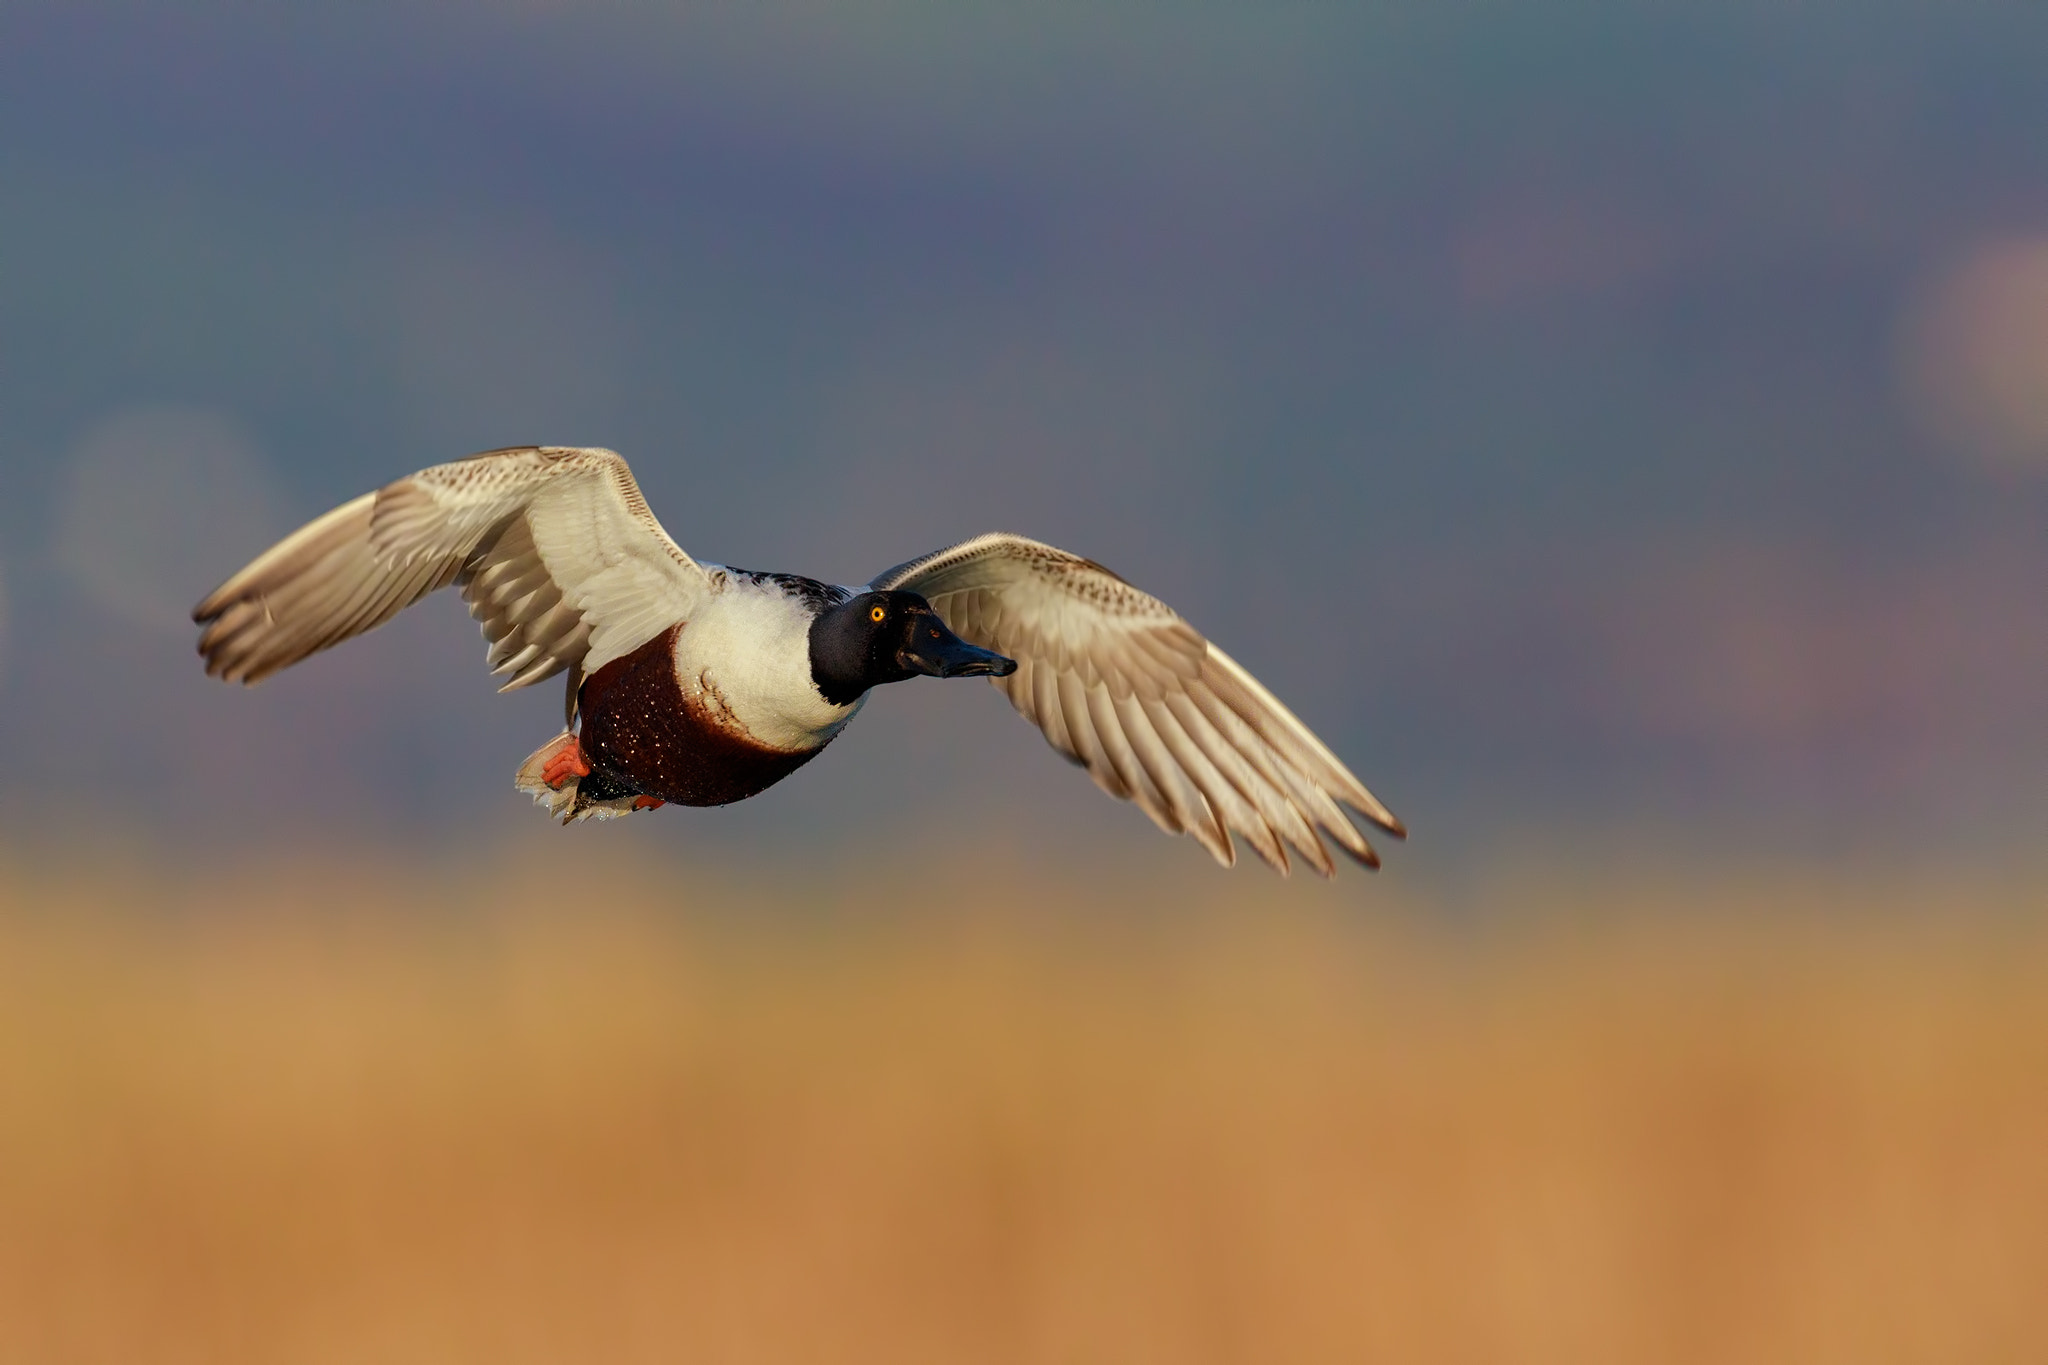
[877,532,1402,875]
[1084,684,1177,832]
[1176,688,1333,877]
[1115,690,1231,864]
[1162,691,1302,874]
[195,446,708,691]
[1050,674,1131,806]
[1143,694,1279,870]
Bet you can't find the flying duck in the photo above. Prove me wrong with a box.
[193,447,1403,874]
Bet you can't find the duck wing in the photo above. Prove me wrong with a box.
[195,447,710,697]
[872,532,1403,875]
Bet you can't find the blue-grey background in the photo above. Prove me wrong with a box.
[2,1,2044,874]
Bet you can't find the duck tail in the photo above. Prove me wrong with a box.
[514,731,649,824]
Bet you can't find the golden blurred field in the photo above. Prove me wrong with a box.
[1,847,2044,1364]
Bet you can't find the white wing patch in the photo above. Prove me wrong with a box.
[877,532,1404,876]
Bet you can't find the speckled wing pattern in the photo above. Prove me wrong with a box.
[872,533,1404,874]
[194,447,709,696]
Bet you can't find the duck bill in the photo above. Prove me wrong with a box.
[898,627,1016,680]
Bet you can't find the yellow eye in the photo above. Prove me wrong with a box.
[870,605,886,622]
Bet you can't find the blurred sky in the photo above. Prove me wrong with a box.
[1,0,2044,872]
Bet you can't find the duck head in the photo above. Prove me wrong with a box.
[809,591,1016,706]
[806,593,1015,712]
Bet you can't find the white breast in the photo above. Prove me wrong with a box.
[671,574,863,751]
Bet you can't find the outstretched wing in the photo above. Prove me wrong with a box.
[194,446,710,698]
[873,532,1403,875]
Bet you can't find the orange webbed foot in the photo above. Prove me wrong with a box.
[541,737,593,789]
[632,795,666,810]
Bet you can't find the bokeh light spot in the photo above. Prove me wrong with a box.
[54,407,290,633]
[1903,237,2048,479]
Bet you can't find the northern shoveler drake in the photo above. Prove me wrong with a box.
[194,447,1404,873]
